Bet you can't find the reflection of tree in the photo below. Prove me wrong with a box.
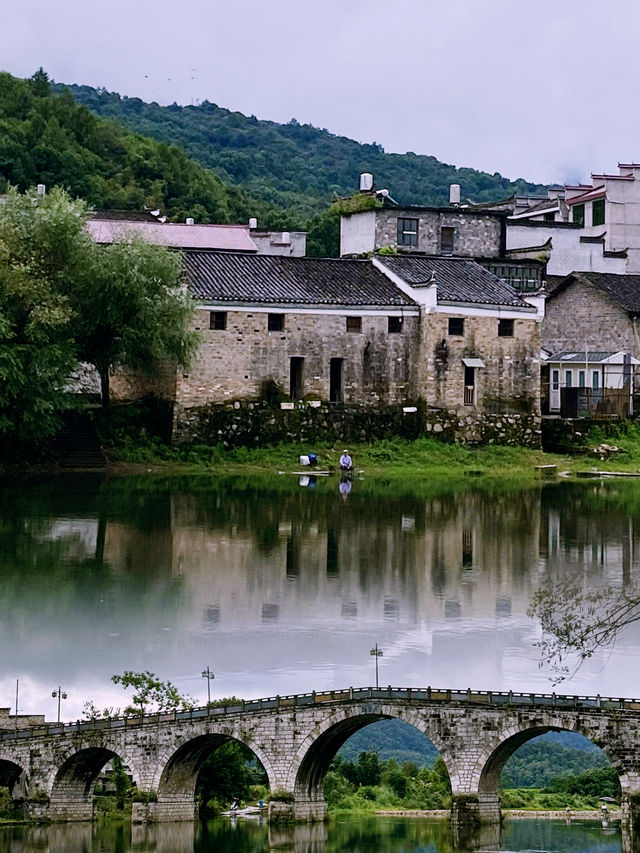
[529,583,640,683]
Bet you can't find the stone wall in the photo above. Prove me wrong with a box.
[543,279,637,355]
[373,209,503,257]
[420,310,541,417]
[172,400,541,448]
[175,308,419,407]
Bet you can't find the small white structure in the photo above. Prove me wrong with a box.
[542,350,640,416]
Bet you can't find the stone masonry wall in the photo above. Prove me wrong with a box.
[175,308,419,407]
[374,209,503,257]
[172,401,541,448]
[419,310,541,416]
[543,279,638,356]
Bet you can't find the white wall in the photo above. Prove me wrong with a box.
[507,224,627,276]
[340,211,376,256]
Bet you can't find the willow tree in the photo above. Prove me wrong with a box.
[0,187,86,446]
[71,237,198,407]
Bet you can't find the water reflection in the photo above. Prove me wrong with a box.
[0,817,627,852]
[1,475,640,718]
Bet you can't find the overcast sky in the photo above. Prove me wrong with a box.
[3,0,639,188]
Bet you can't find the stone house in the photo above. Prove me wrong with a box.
[163,251,543,444]
[373,256,543,418]
[340,199,506,259]
[175,251,420,409]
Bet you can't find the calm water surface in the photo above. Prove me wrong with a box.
[0,816,626,853]
[2,473,640,716]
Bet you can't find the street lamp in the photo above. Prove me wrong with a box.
[201,666,215,705]
[51,686,67,724]
[370,644,383,689]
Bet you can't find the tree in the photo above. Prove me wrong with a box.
[69,236,199,407]
[197,740,268,811]
[0,187,87,447]
[111,671,194,717]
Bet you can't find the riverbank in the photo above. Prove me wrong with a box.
[373,808,620,820]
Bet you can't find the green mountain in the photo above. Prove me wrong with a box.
[0,70,291,228]
[58,82,549,222]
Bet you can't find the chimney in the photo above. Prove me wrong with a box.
[36,184,46,196]
[185,217,195,225]
[449,184,461,206]
[249,217,258,230]
[359,173,374,192]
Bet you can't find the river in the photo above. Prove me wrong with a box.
[0,815,626,852]
[1,472,640,852]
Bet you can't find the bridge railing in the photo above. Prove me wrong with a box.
[3,686,640,742]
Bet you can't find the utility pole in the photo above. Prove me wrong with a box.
[370,644,383,689]
[14,679,18,732]
[201,666,215,705]
[51,686,67,724]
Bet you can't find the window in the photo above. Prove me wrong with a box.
[572,203,585,227]
[209,311,227,330]
[592,371,600,390]
[397,217,418,247]
[498,318,514,337]
[464,365,475,406]
[448,317,464,336]
[346,316,362,333]
[579,370,586,387]
[552,369,559,390]
[565,370,572,388]
[268,313,284,332]
[592,198,605,226]
[440,226,455,254]
[543,211,555,222]
[388,316,403,334]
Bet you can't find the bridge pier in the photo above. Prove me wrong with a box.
[451,793,501,827]
[47,797,97,822]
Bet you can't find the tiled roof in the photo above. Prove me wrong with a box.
[182,251,416,307]
[376,256,533,308]
[87,220,258,252]
[564,272,640,314]
[546,351,621,363]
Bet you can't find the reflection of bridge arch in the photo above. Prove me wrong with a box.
[156,731,275,815]
[290,703,450,814]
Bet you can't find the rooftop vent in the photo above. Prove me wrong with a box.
[449,184,461,206]
[360,172,374,192]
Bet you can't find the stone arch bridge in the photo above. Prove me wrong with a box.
[2,686,640,826]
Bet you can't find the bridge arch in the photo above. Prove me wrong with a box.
[0,758,28,800]
[49,745,143,820]
[155,731,276,819]
[474,722,621,797]
[290,704,450,810]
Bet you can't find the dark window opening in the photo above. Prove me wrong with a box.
[543,211,555,222]
[440,226,455,254]
[210,311,227,330]
[498,318,514,337]
[290,357,304,399]
[330,358,343,403]
[388,316,403,334]
[448,317,464,336]
[592,198,605,226]
[268,313,284,332]
[397,217,419,247]
[572,203,585,227]
[346,316,362,333]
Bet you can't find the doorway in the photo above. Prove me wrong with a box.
[290,357,304,400]
[330,358,343,403]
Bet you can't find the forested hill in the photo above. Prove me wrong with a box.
[59,83,549,221]
[0,71,291,228]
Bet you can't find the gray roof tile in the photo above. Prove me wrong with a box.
[567,272,640,314]
[377,256,533,308]
[182,251,416,307]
